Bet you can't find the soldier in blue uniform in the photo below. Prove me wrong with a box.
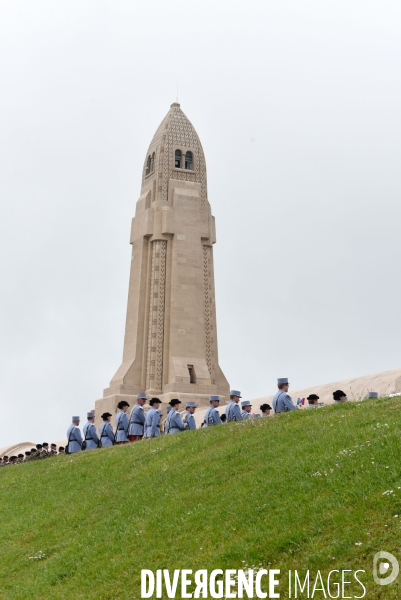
[165,399,188,434]
[144,398,162,438]
[83,411,99,450]
[164,402,173,433]
[128,393,147,442]
[241,400,253,419]
[333,390,348,403]
[99,412,114,447]
[115,401,130,444]
[204,396,222,426]
[272,378,297,413]
[183,401,197,430]
[226,390,243,422]
[66,416,83,453]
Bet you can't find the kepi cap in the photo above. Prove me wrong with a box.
[230,390,242,397]
[72,416,80,420]
[277,378,289,385]
[87,412,95,419]
[241,400,252,407]
[210,395,220,402]
[186,401,196,407]
[137,393,147,399]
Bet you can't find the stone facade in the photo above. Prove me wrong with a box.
[95,103,229,424]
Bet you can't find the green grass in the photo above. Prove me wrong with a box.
[1,398,401,599]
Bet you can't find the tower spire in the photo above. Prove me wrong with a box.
[95,105,229,419]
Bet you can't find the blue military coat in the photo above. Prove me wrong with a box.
[272,390,297,413]
[83,422,99,450]
[165,409,187,434]
[99,421,114,447]
[164,410,173,434]
[66,424,83,453]
[128,404,145,436]
[241,410,252,420]
[115,411,129,442]
[183,411,196,430]
[144,407,160,438]
[204,406,222,426]
[226,401,242,422]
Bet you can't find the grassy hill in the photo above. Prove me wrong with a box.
[1,398,401,599]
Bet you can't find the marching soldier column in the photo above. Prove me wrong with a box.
[64,382,296,453]
[62,388,245,452]
[59,378,344,454]
[2,377,372,465]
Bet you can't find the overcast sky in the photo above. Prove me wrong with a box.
[1,0,400,447]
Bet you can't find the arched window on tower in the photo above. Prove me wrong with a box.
[151,152,155,172]
[175,149,182,169]
[185,151,193,170]
[146,155,152,175]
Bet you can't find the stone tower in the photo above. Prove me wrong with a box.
[95,103,229,420]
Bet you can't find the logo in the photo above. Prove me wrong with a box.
[373,551,399,586]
